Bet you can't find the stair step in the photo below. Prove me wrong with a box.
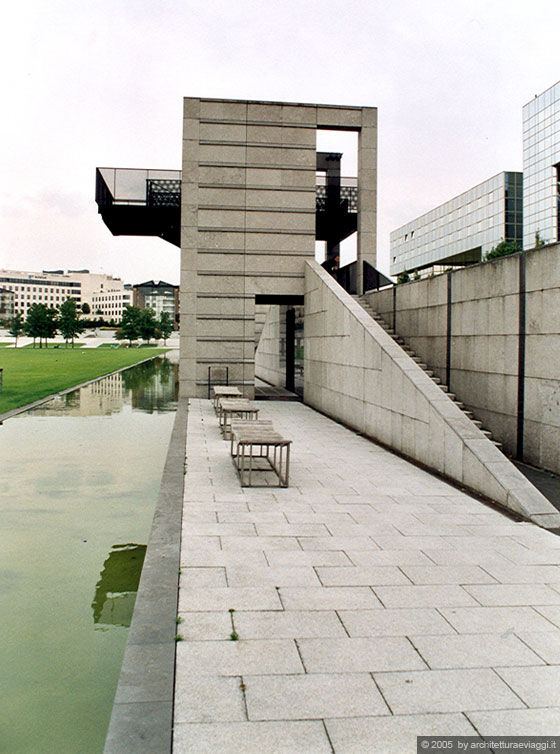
[355,298,495,445]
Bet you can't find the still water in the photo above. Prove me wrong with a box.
[0,355,179,754]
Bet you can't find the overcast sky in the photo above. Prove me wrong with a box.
[2,0,558,285]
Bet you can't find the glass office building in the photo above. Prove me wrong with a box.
[390,172,523,276]
[522,81,560,249]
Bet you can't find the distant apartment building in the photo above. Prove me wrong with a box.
[91,284,132,322]
[0,287,15,320]
[522,81,560,249]
[0,268,130,320]
[390,172,523,276]
[133,280,178,327]
[0,269,82,317]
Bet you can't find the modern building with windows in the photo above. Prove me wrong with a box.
[0,269,82,316]
[90,285,132,322]
[0,287,15,320]
[133,280,178,327]
[390,171,523,276]
[0,268,131,320]
[391,80,560,276]
[522,80,560,249]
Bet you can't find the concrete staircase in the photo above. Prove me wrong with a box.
[354,295,503,451]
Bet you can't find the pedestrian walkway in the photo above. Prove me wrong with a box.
[174,399,560,754]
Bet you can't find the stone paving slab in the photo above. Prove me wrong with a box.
[325,714,478,754]
[175,399,560,751]
[173,721,333,754]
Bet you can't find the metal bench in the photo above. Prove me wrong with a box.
[212,385,241,412]
[230,423,291,487]
[229,419,274,456]
[218,398,259,438]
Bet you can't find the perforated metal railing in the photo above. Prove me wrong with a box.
[147,179,181,207]
[315,177,358,212]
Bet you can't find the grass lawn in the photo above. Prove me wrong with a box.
[0,347,170,414]
[20,342,85,349]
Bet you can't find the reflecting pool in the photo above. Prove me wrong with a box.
[0,355,178,753]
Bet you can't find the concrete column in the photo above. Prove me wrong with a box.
[179,97,201,398]
[357,107,377,294]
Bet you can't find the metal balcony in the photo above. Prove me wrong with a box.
[315,176,358,244]
[96,168,181,247]
[96,167,358,248]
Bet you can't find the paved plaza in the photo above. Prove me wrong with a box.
[174,399,560,753]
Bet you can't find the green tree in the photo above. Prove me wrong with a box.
[158,311,173,345]
[81,302,91,315]
[42,306,59,347]
[397,270,410,284]
[484,239,521,261]
[24,304,58,348]
[59,297,85,348]
[138,308,157,344]
[120,305,141,345]
[24,304,44,348]
[8,313,24,347]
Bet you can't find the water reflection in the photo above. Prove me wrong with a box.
[19,356,179,418]
[92,544,146,629]
[0,354,178,754]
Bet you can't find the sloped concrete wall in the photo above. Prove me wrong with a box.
[254,305,285,387]
[304,260,560,528]
[364,244,560,474]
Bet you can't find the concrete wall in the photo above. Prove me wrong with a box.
[364,244,560,474]
[304,259,560,528]
[254,303,269,347]
[179,97,377,398]
[254,305,285,386]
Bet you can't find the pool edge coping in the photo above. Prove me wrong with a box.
[103,396,188,754]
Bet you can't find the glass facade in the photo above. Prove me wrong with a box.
[522,81,560,249]
[390,172,522,276]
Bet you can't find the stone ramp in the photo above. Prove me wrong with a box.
[174,398,560,753]
[304,260,560,529]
